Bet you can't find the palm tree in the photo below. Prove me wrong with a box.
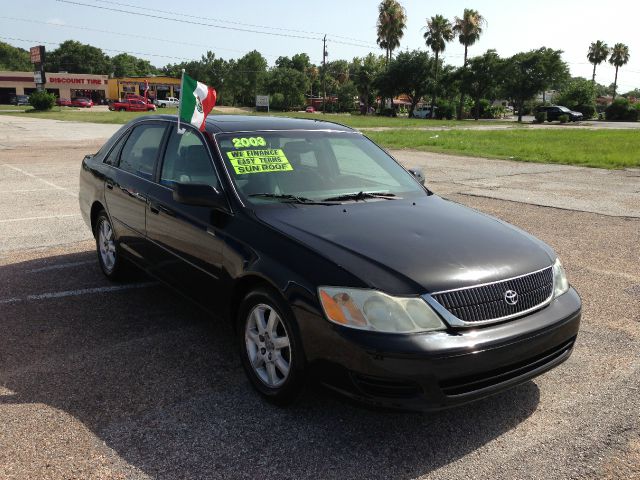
[453,9,485,119]
[424,15,454,116]
[376,0,407,64]
[587,41,609,83]
[609,43,630,99]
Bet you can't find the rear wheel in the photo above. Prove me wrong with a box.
[94,210,127,280]
[238,288,305,405]
[119,107,126,112]
[160,104,166,108]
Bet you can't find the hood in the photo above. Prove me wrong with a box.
[255,195,555,295]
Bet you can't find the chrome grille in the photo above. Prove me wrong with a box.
[431,267,553,324]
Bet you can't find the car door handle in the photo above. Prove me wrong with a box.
[106,182,114,190]
[149,202,174,216]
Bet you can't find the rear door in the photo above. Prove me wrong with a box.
[104,121,168,260]
[145,124,228,308]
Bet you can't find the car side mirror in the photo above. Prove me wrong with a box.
[408,167,426,186]
[172,183,228,210]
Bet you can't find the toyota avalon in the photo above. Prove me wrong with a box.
[79,115,581,410]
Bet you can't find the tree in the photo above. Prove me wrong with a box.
[609,43,630,99]
[265,67,309,110]
[0,41,31,71]
[460,50,503,120]
[502,49,556,122]
[539,47,570,101]
[231,50,268,106]
[352,54,384,113]
[45,40,111,74]
[587,40,609,83]
[424,15,454,115]
[376,0,407,64]
[453,9,486,119]
[111,53,158,77]
[380,50,433,117]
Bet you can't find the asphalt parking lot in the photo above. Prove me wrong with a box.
[0,117,639,479]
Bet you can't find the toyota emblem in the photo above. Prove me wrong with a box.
[504,289,518,305]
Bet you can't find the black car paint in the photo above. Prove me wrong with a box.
[79,114,581,410]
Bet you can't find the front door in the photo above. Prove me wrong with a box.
[104,121,167,259]
[145,124,229,309]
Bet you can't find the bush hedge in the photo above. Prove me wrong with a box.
[28,91,56,111]
[534,111,547,123]
[605,98,638,121]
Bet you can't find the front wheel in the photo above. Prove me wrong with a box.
[238,288,305,405]
[160,104,166,108]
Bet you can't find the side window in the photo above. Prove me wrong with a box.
[160,127,219,188]
[118,123,166,180]
[104,130,130,166]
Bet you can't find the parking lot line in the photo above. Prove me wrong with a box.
[0,164,77,197]
[0,282,158,305]
[26,260,96,273]
[0,214,81,223]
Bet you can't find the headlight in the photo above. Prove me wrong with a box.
[318,287,446,333]
[553,258,569,298]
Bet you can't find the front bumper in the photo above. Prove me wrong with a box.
[299,287,581,411]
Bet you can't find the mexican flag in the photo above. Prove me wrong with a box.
[179,73,217,131]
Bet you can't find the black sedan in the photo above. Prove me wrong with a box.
[538,105,584,122]
[79,115,581,411]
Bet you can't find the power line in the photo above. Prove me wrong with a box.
[55,0,378,49]
[0,16,282,59]
[89,0,375,46]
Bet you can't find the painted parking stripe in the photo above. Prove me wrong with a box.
[0,282,158,305]
[1,164,77,197]
[27,260,96,273]
[0,214,81,223]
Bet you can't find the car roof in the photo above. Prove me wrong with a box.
[129,114,355,134]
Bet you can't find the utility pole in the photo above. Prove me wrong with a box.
[322,35,327,114]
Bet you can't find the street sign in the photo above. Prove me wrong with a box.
[256,95,269,107]
[33,71,45,84]
[30,46,45,64]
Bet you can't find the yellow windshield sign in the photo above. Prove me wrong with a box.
[226,149,293,175]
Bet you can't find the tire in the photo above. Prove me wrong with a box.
[237,287,305,405]
[119,108,126,112]
[160,104,166,108]
[94,210,127,281]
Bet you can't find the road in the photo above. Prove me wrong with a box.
[0,116,638,479]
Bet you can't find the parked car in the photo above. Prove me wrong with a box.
[9,94,30,106]
[125,94,154,104]
[71,97,93,108]
[79,115,581,411]
[154,96,180,108]
[537,105,583,122]
[305,106,315,113]
[56,98,73,107]
[109,99,157,112]
[413,105,435,119]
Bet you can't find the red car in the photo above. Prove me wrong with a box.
[71,97,93,108]
[109,99,157,112]
[305,106,316,113]
[56,98,72,107]
[125,94,154,104]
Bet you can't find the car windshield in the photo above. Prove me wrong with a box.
[215,131,424,204]
[558,106,571,112]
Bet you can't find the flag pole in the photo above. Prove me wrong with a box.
[177,69,185,134]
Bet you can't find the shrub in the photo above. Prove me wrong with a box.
[435,100,455,120]
[28,91,56,111]
[558,114,569,123]
[573,104,596,120]
[534,111,547,123]
[605,98,638,121]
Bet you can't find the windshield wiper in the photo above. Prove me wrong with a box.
[321,191,398,202]
[248,193,333,205]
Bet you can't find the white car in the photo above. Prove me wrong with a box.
[413,105,435,119]
[154,97,180,108]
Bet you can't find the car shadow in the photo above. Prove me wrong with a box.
[0,250,540,479]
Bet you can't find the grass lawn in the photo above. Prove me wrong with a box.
[1,107,637,169]
[366,129,640,169]
[0,106,512,129]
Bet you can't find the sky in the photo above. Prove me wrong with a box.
[2,0,639,92]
